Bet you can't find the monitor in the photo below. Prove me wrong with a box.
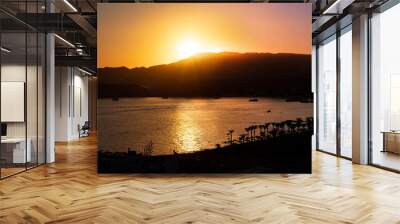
[1,123,7,137]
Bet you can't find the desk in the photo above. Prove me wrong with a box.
[1,138,31,163]
[382,131,400,154]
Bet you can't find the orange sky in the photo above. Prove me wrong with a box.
[98,3,311,68]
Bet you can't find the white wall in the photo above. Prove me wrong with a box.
[55,66,89,141]
[77,71,89,138]
[55,66,70,141]
[1,64,25,81]
[88,77,97,131]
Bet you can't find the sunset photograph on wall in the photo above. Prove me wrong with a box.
[97,3,313,173]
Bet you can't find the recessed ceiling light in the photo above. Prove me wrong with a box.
[1,47,11,53]
[54,34,75,48]
[63,0,78,12]
[322,0,354,15]
[78,67,93,76]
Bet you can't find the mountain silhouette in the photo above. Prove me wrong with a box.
[98,52,311,98]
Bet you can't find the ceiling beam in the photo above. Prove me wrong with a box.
[55,55,96,70]
[67,13,97,46]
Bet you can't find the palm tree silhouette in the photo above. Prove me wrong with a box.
[285,120,295,134]
[226,129,235,145]
[245,125,256,141]
[238,134,246,144]
[251,125,257,141]
[143,141,154,157]
[295,118,304,133]
[228,117,312,147]
[245,127,251,140]
[279,123,285,136]
[264,123,271,139]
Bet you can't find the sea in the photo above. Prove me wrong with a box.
[98,97,313,155]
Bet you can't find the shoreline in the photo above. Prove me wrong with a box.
[99,96,314,103]
[98,131,312,173]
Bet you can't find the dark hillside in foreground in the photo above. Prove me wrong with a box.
[98,132,312,173]
[98,52,311,98]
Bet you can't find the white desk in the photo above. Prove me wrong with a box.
[1,138,31,163]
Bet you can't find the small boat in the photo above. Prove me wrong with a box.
[112,97,119,101]
[285,98,297,102]
[300,98,313,103]
[249,98,258,102]
[267,110,272,113]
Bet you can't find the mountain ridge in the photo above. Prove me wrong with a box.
[98,52,311,98]
[99,52,310,70]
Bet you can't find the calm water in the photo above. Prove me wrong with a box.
[98,97,313,155]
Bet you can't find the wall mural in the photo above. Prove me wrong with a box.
[97,3,313,173]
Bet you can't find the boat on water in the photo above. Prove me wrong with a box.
[249,98,258,102]
[300,98,313,103]
[112,97,119,101]
[285,97,313,103]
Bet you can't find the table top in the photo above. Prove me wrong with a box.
[381,131,400,134]
[1,138,28,143]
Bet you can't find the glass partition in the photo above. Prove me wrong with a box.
[0,6,46,179]
[1,31,28,177]
[317,35,337,154]
[339,27,352,158]
[370,3,400,171]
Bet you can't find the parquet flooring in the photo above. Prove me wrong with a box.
[1,135,400,223]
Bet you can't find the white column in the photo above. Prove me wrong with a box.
[352,14,369,164]
[46,32,55,163]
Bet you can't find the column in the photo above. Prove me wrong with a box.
[352,14,369,164]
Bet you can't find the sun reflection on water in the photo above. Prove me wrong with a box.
[174,109,202,153]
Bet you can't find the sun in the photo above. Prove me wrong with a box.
[177,39,223,60]
[177,40,201,59]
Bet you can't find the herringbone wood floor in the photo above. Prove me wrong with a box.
[1,135,400,224]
